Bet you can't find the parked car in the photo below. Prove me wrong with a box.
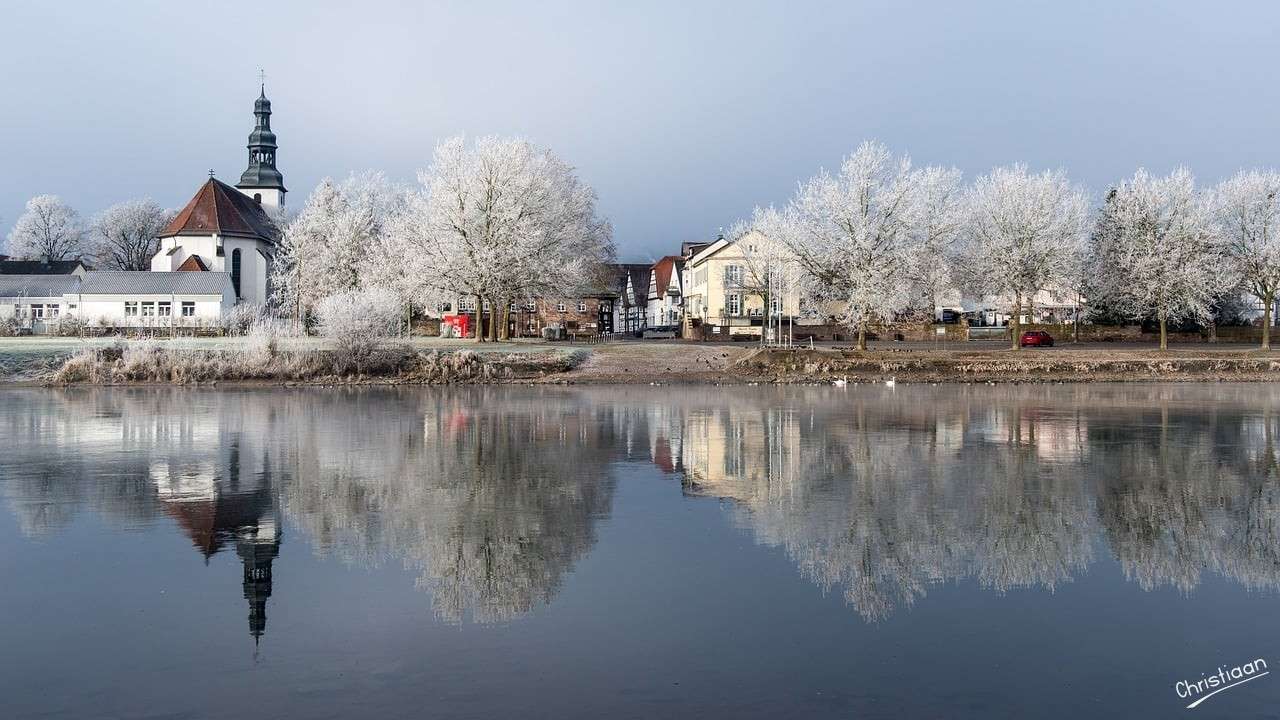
[1019,330,1054,347]
[641,325,679,339]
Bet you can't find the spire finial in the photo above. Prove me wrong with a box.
[209,169,216,178]
[258,68,266,96]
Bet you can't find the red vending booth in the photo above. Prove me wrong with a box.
[443,314,472,338]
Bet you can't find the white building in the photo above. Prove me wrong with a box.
[1,272,235,332]
[646,255,684,327]
[151,85,285,306]
[1,86,284,334]
[150,177,278,306]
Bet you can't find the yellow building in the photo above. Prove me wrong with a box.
[680,232,802,339]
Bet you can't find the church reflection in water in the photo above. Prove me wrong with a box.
[2,384,1279,630]
[151,439,281,643]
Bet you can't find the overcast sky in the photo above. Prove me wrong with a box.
[2,1,1277,260]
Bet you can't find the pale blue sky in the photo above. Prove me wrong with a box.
[2,1,1277,260]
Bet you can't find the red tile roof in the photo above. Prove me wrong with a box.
[175,255,209,271]
[160,178,278,242]
[650,256,682,298]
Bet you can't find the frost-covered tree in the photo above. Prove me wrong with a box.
[964,165,1089,349]
[89,199,173,270]
[774,141,923,350]
[1216,169,1280,349]
[272,172,405,323]
[906,165,966,319]
[1103,168,1227,350]
[396,136,614,342]
[730,210,806,346]
[5,194,88,261]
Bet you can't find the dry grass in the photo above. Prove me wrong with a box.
[735,346,1280,383]
[46,342,588,386]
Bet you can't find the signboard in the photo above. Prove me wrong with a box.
[935,327,946,336]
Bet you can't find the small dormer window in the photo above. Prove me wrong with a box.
[254,193,262,203]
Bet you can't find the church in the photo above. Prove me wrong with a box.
[0,87,287,332]
[151,84,287,306]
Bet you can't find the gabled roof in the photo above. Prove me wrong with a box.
[176,255,209,272]
[0,258,87,275]
[681,241,711,259]
[605,263,650,305]
[687,237,732,266]
[626,266,652,307]
[649,256,683,298]
[80,271,232,295]
[0,275,81,298]
[160,178,278,242]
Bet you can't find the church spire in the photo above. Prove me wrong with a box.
[236,80,287,208]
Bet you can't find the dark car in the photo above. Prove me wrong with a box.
[1019,330,1054,347]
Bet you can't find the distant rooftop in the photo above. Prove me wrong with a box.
[0,258,87,275]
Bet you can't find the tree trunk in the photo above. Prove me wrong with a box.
[489,299,500,342]
[1159,315,1168,351]
[1010,296,1021,350]
[857,323,867,351]
[473,295,483,342]
[1073,292,1081,344]
[1264,292,1274,351]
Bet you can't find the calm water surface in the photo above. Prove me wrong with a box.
[2,384,1279,719]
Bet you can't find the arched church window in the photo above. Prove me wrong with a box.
[231,249,242,298]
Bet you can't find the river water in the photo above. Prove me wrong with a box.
[1,384,1278,718]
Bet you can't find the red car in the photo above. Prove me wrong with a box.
[1019,330,1054,347]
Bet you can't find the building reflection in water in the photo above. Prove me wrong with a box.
[1,385,1278,628]
[151,438,281,643]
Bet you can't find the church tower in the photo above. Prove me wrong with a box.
[235,85,287,209]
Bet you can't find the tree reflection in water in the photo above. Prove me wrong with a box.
[1,385,1278,626]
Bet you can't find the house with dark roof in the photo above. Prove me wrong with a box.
[611,263,652,333]
[0,257,89,276]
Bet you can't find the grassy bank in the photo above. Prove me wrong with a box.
[730,347,1280,383]
[39,341,587,385]
[14,338,1280,386]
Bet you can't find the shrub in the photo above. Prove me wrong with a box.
[0,317,19,337]
[55,316,89,337]
[223,303,266,336]
[315,288,402,372]
[243,318,281,368]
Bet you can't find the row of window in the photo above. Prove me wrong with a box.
[14,303,63,319]
[123,301,197,318]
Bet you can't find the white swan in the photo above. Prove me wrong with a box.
[884,377,896,388]
[832,377,848,387]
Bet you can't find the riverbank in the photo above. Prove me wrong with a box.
[7,338,1280,386]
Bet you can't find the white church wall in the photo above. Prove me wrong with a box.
[240,187,283,209]
[222,237,270,305]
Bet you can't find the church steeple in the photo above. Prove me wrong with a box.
[236,83,287,208]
